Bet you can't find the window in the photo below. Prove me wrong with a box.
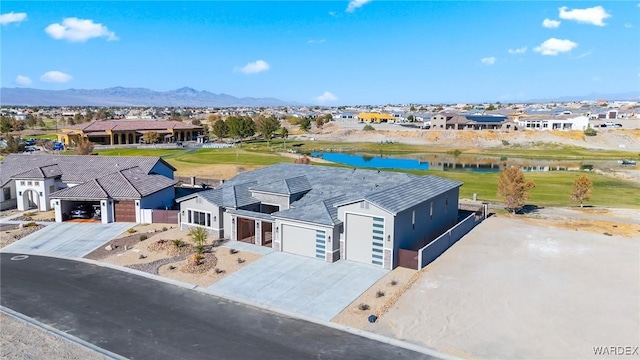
[49,185,55,194]
[2,188,10,200]
[20,181,25,186]
[430,202,433,219]
[27,181,33,186]
[412,210,415,230]
[188,210,210,226]
[34,181,39,186]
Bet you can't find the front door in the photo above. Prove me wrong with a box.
[237,218,255,243]
[261,222,272,247]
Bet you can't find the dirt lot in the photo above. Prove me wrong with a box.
[292,121,640,151]
[368,215,640,359]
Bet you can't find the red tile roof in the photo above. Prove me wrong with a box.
[63,120,201,132]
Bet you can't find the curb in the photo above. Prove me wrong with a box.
[3,252,459,360]
[0,305,128,360]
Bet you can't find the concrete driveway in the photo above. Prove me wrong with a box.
[1,222,133,258]
[206,250,388,321]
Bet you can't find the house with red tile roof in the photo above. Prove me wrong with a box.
[57,120,203,145]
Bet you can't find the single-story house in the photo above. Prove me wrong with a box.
[57,120,203,146]
[177,163,462,269]
[431,113,515,130]
[0,154,176,223]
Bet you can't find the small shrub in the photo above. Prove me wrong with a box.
[501,140,510,146]
[191,253,204,265]
[138,254,147,259]
[171,239,185,248]
[139,235,148,241]
[237,257,245,264]
[362,124,375,131]
[162,226,168,232]
[584,127,597,136]
[127,228,137,234]
[358,303,370,311]
[229,248,239,254]
[156,239,167,244]
[603,232,613,236]
[168,265,176,270]
[23,211,37,217]
[214,268,226,274]
[376,290,385,298]
[390,279,398,286]
[24,221,38,227]
[195,244,205,255]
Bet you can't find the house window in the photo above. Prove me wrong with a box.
[27,181,33,186]
[34,181,39,186]
[20,181,25,186]
[188,210,210,227]
[3,188,10,200]
[49,185,55,194]
[430,202,433,219]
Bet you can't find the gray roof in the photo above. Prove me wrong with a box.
[362,176,462,215]
[227,209,274,222]
[0,154,174,187]
[51,167,175,200]
[180,163,459,226]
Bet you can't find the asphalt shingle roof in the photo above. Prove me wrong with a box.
[180,163,460,226]
[0,154,173,187]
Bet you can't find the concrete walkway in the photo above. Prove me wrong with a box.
[1,222,133,258]
[207,251,388,321]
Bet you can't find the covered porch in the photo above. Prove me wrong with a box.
[229,209,274,248]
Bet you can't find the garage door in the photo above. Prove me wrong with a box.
[114,200,136,222]
[345,214,384,267]
[281,224,324,259]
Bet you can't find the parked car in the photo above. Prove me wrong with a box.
[53,142,64,150]
[25,146,38,152]
[70,204,94,219]
[25,138,36,146]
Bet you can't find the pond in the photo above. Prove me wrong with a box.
[310,152,618,173]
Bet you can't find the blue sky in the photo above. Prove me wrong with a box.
[1,1,639,105]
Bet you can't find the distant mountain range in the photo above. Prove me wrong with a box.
[524,91,640,103]
[0,87,296,107]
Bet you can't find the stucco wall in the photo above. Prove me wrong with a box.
[139,187,175,210]
[249,192,290,211]
[150,162,175,179]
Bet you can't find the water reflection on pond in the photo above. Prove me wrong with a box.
[311,152,620,173]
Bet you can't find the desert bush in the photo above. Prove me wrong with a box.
[214,268,225,274]
[162,226,168,231]
[362,124,375,131]
[24,221,38,227]
[23,211,36,217]
[139,235,148,241]
[172,239,185,248]
[188,227,208,254]
[127,228,137,234]
[229,248,239,254]
[501,140,510,146]
[191,253,204,265]
[390,279,398,286]
[156,239,167,244]
[584,127,597,136]
[376,290,385,298]
[237,257,245,264]
[358,303,370,311]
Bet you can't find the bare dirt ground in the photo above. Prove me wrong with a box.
[0,313,106,360]
[365,214,640,360]
[297,121,640,151]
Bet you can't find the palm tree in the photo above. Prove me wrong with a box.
[188,227,208,254]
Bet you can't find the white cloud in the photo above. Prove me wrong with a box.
[40,71,72,83]
[533,38,578,56]
[542,18,561,28]
[624,23,633,29]
[308,39,326,44]
[481,57,496,65]
[328,11,337,17]
[0,12,27,25]
[576,49,593,59]
[346,0,371,13]
[315,91,337,103]
[558,6,611,26]
[45,17,118,42]
[236,60,270,74]
[15,75,32,86]
[508,46,527,55]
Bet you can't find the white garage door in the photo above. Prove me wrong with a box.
[345,213,384,267]
[281,224,325,259]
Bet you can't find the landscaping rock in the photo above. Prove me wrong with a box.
[105,244,113,251]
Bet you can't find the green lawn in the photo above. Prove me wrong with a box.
[93,145,640,209]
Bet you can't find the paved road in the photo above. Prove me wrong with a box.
[0,253,436,360]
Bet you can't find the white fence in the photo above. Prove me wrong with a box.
[418,213,479,268]
[202,143,235,149]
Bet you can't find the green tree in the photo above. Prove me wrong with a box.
[407,115,414,122]
[256,115,280,146]
[497,166,536,214]
[281,127,289,150]
[570,175,593,208]
[299,117,311,132]
[191,119,202,126]
[142,131,160,144]
[3,135,24,153]
[0,116,12,133]
[211,119,228,140]
[227,116,255,140]
[26,116,38,129]
[409,105,416,111]
[315,117,325,129]
[486,104,497,111]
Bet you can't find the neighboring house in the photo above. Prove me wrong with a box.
[57,120,203,146]
[358,113,396,123]
[0,154,176,223]
[430,113,514,130]
[177,164,461,269]
[515,115,589,131]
